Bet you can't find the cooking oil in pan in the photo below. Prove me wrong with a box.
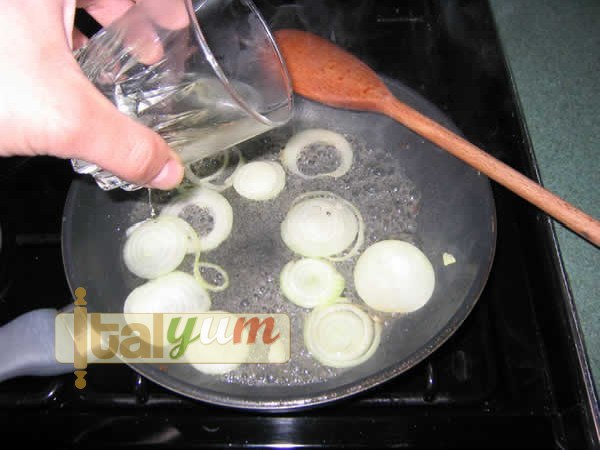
[130,118,421,386]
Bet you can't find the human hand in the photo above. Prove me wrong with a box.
[0,0,184,190]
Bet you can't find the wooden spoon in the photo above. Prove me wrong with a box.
[274,29,600,247]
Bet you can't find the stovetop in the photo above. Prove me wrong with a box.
[0,1,598,447]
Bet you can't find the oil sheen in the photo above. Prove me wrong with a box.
[128,106,421,386]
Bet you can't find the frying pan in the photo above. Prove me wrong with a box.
[0,77,496,411]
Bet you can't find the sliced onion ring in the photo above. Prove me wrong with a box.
[124,271,211,314]
[185,148,246,192]
[280,258,345,308]
[161,187,233,252]
[232,160,286,201]
[189,310,251,375]
[193,255,230,293]
[281,191,364,261]
[186,150,229,184]
[303,300,381,368]
[353,240,435,313]
[123,216,199,279]
[280,128,353,179]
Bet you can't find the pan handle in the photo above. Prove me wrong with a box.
[0,308,73,383]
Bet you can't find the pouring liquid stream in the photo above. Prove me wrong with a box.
[148,188,156,218]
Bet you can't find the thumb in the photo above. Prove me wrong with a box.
[63,75,184,190]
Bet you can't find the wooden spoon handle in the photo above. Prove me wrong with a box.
[381,97,600,247]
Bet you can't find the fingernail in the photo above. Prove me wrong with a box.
[149,159,184,190]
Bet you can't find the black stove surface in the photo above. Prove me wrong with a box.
[0,1,598,448]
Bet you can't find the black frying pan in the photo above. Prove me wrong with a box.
[0,78,496,411]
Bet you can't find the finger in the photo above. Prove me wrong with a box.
[83,0,165,65]
[77,0,135,27]
[78,0,190,30]
[57,73,184,190]
[117,7,165,64]
[72,28,89,51]
[142,0,190,31]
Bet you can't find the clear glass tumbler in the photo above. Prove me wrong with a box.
[72,0,293,191]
